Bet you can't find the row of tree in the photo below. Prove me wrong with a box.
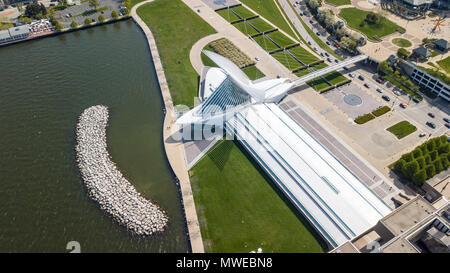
[69,11,120,28]
[393,136,449,186]
[304,0,361,52]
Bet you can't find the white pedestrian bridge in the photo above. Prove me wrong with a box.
[176,51,390,247]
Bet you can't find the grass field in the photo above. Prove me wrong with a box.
[325,0,351,6]
[217,8,241,22]
[295,69,312,77]
[137,0,215,107]
[267,31,296,48]
[233,21,259,36]
[247,17,275,33]
[253,34,280,52]
[437,56,450,74]
[307,71,347,91]
[339,8,403,41]
[288,45,319,65]
[231,5,256,19]
[0,22,13,30]
[392,38,412,48]
[242,65,266,80]
[240,0,296,38]
[386,121,417,139]
[272,51,304,71]
[190,140,325,253]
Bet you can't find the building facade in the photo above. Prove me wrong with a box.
[0,24,29,43]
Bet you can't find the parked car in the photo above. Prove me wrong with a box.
[428,112,435,118]
[412,98,420,103]
[307,41,312,45]
[400,103,407,108]
[316,32,321,36]
[324,52,329,57]
[348,73,354,78]
[326,41,330,45]
[376,77,383,83]
[376,88,383,93]
[364,83,369,88]
[327,57,331,62]
[419,133,426,137]
[446,123,450,129]
[335,59,339,63]
[255,56,260,61]
[358,75,365,81]
[426,121,436,129]
[443,118,450,123]
[343,66,348,70]
[309,20,314,24]
[320,52,324,57]
[382,95,390,101]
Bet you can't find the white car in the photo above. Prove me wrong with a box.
[348,73,354,78]
[255,57,260,61]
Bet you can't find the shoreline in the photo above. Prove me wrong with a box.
[0,16,130,49]
[131,0,205,253]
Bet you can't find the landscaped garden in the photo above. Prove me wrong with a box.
[386,121,417,139]
[137,0,215,107]
[272,51,305,71]
[217,8,241,22]
[233,21,259,36]
[392,135,449,186]
[190,140,325,252]
[267,31,296,48]
[392,38,412,48]
[338,8,404,41]
[253,34,280,52]
[288,45,319,65]
[247,17,275,33]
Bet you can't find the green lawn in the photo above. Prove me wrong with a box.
[288,45,319,65]
[339,8,403,41]
[387,121,417,139]
[267,31,296,48]
[217,8,241,22]
[392,38,412,48]
[437,56,450,74]
[191,140,325,253]
[137,0,215,107]
[295,69,312,77]
[325,0,351,6]
[253,34,280,52]
[307,71,346,91]
[272,51,304,71]
[233,21,259,36]
[0,22,13,30]
[242,65,266,80]
[246,17,275,33]
[240,0,296,38]
[231,5,256,19]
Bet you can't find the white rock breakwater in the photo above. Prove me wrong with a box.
[75,105,168,236]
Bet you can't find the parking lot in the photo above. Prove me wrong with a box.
[54,0,122,28]
[322,82,384,119]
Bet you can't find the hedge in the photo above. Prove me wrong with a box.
[354,113,375,124]
[372,106,390,117]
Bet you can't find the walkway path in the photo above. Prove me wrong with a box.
[190,33,225,75]
[131,0,204,253]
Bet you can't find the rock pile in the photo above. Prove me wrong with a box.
[75,105,168,236]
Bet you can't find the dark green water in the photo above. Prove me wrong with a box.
[0,21,188,252]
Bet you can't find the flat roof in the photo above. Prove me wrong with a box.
[226,103,392,247]
[381,196,436,236]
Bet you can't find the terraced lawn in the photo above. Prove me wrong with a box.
[233,21,259,36]
[231,5,256,19]
[253,34,280,52]
[307,72,347,92]
[288,45,319,65]
[191,140,325,253]
[247,17,275,33]
[137,0,215,107]
[217,8,241,22]
[386,121,417,139]
[339,8,404,41]
[272,51,304,71]
[325,0,351,6]
[267,31,296,48]
[242,65,266,80]
[239,0,296,38]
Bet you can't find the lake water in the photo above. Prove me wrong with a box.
[0,21,188,253]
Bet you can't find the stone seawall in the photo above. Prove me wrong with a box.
[75,105,168,236]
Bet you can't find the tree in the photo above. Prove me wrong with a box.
[111,10,119,19]
[434,159,443,173]
[365,12,380,24]
[429,150,438,161]
[340,37,357,52]
[89,0,99,9]
[84,18,92,25]
[438,143,449,154]
[401,152,413,162]
[70,20,78,28]
[394,159,406,174]
[425,164,435,178]
[55,21,63,31]
[24,2,47,19]
[412,148,422,158]
[412,170,427,186]
[98,14,105,22]
[416,156,425,169]
[405,160,419,179]
[440,156,449,169]
[397,48,411,59]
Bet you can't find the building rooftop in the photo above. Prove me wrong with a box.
[380,196,436,236]
[8,24,29,37]
[413,46,431,58]
[433,39,449,50]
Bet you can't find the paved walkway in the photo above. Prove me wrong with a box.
[131,0,205,253]
[190,33,225,75]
